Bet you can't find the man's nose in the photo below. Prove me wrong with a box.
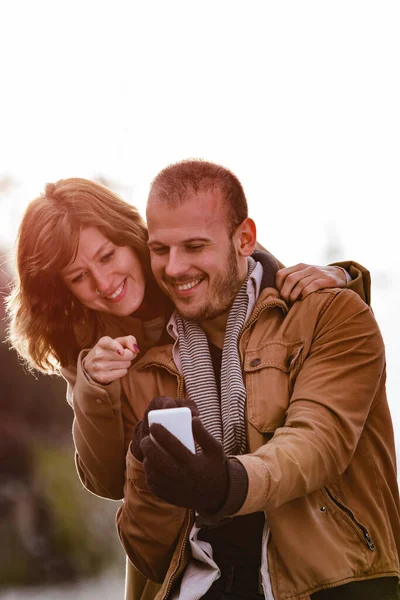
[165,249,188,279]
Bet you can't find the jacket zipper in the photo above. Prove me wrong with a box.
[136,358,189,599]
[324,487,376,551]
[142,301,287,598]
[164,510,195,600]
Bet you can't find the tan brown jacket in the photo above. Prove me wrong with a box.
[62,260,370,502]
[61,258,374,600]
[116,284,400,600]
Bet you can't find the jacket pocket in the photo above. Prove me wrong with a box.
[127,449,149,492]
[323,486,376,551]
[244,339,304,432]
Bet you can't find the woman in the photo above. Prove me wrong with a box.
[6,178,171,599]
[5,178,370,599]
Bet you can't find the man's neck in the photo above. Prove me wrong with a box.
[198,313,228,349]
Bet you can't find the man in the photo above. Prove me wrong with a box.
[117,160,400,600]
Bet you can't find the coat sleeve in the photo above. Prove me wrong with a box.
[329,260,371,305]
[256,241,371,305]
[61,351,127,500]
[235,289,385,514]
[116,449,189,583]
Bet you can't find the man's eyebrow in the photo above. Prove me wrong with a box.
[62,242,110,276]
[147,237,210,247]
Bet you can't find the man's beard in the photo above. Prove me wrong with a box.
[177,244,243,322]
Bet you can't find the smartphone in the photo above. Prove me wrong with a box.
[147,406,196,454]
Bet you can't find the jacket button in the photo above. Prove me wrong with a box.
[250,358,261,367]
[320,506,327,512]
[96,398,102,404]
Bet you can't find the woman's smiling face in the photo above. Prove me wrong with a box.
[61,226,146,317]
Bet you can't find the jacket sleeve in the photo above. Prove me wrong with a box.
[329,260,371,305]
[61,350,127,500]
[233,289,385,515]
[255,241,371,305]
[116,449,189,583]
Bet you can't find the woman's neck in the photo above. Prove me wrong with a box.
[133,300,163,321]
[132,286,172,321]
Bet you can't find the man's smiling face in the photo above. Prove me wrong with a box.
[146,187,245,323]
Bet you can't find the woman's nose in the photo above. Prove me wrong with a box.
[93,270,112,296]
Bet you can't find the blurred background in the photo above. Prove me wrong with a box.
[0,1,399,598]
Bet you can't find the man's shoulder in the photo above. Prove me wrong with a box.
[301,286,370,313]
[250,287,382,362]
[289,288,380,342]
[256,286,373,328]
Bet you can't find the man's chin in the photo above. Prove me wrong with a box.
[176,308,202,321]
[174,301,205,322]
[175,303,226,322]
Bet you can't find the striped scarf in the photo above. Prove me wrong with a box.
[175,257,256,456]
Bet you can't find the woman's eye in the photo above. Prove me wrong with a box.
[100,250,115,263]
[71,272,85,284]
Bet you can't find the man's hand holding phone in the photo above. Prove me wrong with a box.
[131,395,246,517]
[148,406,196,454]
[141,416,229,513]
[130,396,198,462]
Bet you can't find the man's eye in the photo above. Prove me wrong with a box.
[151,247,168,255]
[187,245,204,252]
[100,250,115,263]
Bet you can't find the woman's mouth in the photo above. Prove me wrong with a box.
[105,279,127,302]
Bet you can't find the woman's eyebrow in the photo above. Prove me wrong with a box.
[62,242,110,276]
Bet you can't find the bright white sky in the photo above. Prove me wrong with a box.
[1,1,399,440]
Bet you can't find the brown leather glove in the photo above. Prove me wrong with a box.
[131,396,198,462]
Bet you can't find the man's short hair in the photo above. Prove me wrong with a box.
[148,159,248,236]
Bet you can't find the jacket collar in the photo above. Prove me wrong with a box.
[251,249,279,291]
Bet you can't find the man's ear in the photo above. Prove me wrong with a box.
[235,217,257,257]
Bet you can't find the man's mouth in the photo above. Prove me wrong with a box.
[174,279,203,291]
[167,277,204,295]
